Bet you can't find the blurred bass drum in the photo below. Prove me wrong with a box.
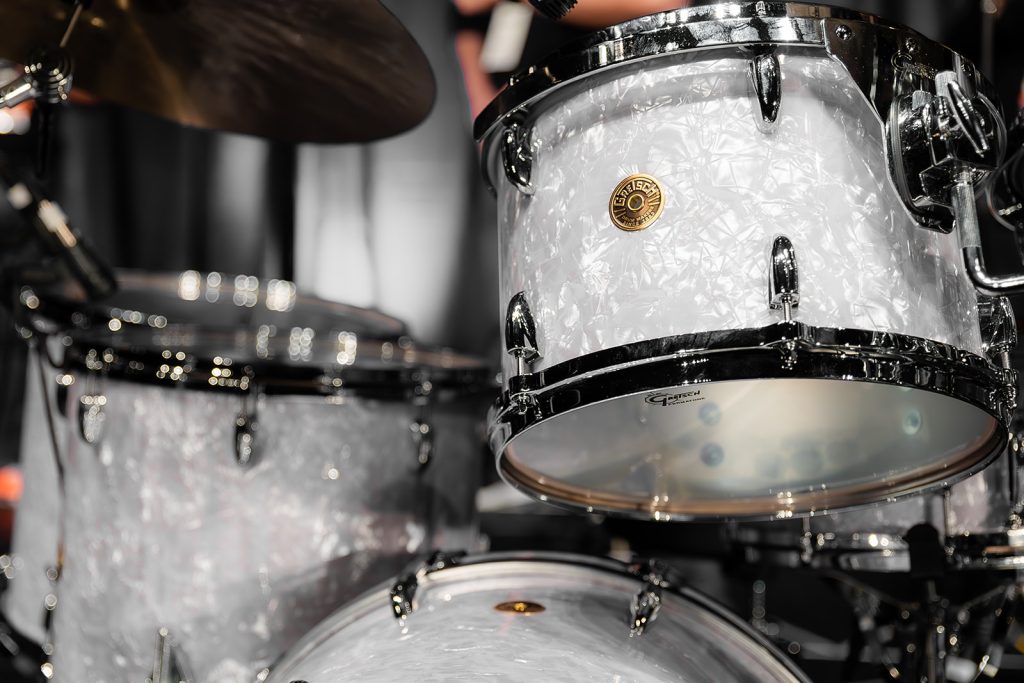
[265,552,810,683]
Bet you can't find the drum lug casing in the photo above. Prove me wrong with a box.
[628,562,669,637]
[409,418,434,469]
[504,292,541,412]
[500,118,534,196]
[77,392,106,445]
[234,388,261,467]
[389,551,467,624]
[767,235,799,323]
[747,48,782,133]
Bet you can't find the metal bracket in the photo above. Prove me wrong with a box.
[889,71,1003,232]
[389,551,466,625]
[768,236,799,323]
[748,49,781,133]
[978,296,1017,368]
[501,120,534,196]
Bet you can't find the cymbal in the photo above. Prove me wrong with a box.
[0,0,436,143]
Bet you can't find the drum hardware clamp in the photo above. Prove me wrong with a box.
[503,292,541,415]
[389,551,467,624]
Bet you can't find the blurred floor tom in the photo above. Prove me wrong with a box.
[14,270,489,682]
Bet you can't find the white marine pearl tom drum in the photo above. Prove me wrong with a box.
[264,552,811,683]
[11,271,489,683]
[476,3,1016,520]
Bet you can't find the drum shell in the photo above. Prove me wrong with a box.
[265,553,808,682]
[491,48,981,381]
[50,376,483,683]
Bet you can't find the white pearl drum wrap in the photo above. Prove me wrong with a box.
[265,555,809,682]
[494,51,980,379]
[49,379,480,682]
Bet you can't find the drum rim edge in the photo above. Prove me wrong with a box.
[473,2,995,143]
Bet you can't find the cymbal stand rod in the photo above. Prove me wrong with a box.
[59,1,85,49]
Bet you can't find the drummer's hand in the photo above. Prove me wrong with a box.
[540,0,691,28]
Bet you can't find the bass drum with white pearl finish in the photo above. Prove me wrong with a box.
[263,552,810,683]
[475,3,1015,520]
[12,270,490,683]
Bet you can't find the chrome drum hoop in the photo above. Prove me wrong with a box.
[490,323,1015,519]
[266,551,811,683]
[475,2,998,142]
[60,343,492,400]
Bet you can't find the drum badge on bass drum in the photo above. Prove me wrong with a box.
[645,390,704,407]
[609,174,665,231]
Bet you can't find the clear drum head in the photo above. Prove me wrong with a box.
[265,553,809,683]
[491,327,1011,519]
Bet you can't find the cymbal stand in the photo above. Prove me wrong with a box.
[0,0,87,177]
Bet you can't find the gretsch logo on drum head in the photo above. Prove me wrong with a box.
[609,174,665,231]
[645,390,703,407]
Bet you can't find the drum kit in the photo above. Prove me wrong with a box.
[0,1,1022,682]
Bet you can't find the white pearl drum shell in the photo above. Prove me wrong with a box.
[47,379,481,682]
[494,50,981,378]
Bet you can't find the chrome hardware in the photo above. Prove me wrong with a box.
[234,390,260,467]
[955,173,1024,294]
[77,393,106,445]
[390,551,466,624]
[505,292,540,376]
[629,582,663,637]
[890,72,1003,231]
[234,413,257,466]
[501,120,534,195]
[504,292,541,414]
[978,296,1017,368]
[748,50,781,132]
[409,419,434,469]
[768,236,799,322]
[149,628,194,683]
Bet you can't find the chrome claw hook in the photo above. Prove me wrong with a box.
[768,235,800,322]
[748,50,782,133]
[505,291,540,376]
